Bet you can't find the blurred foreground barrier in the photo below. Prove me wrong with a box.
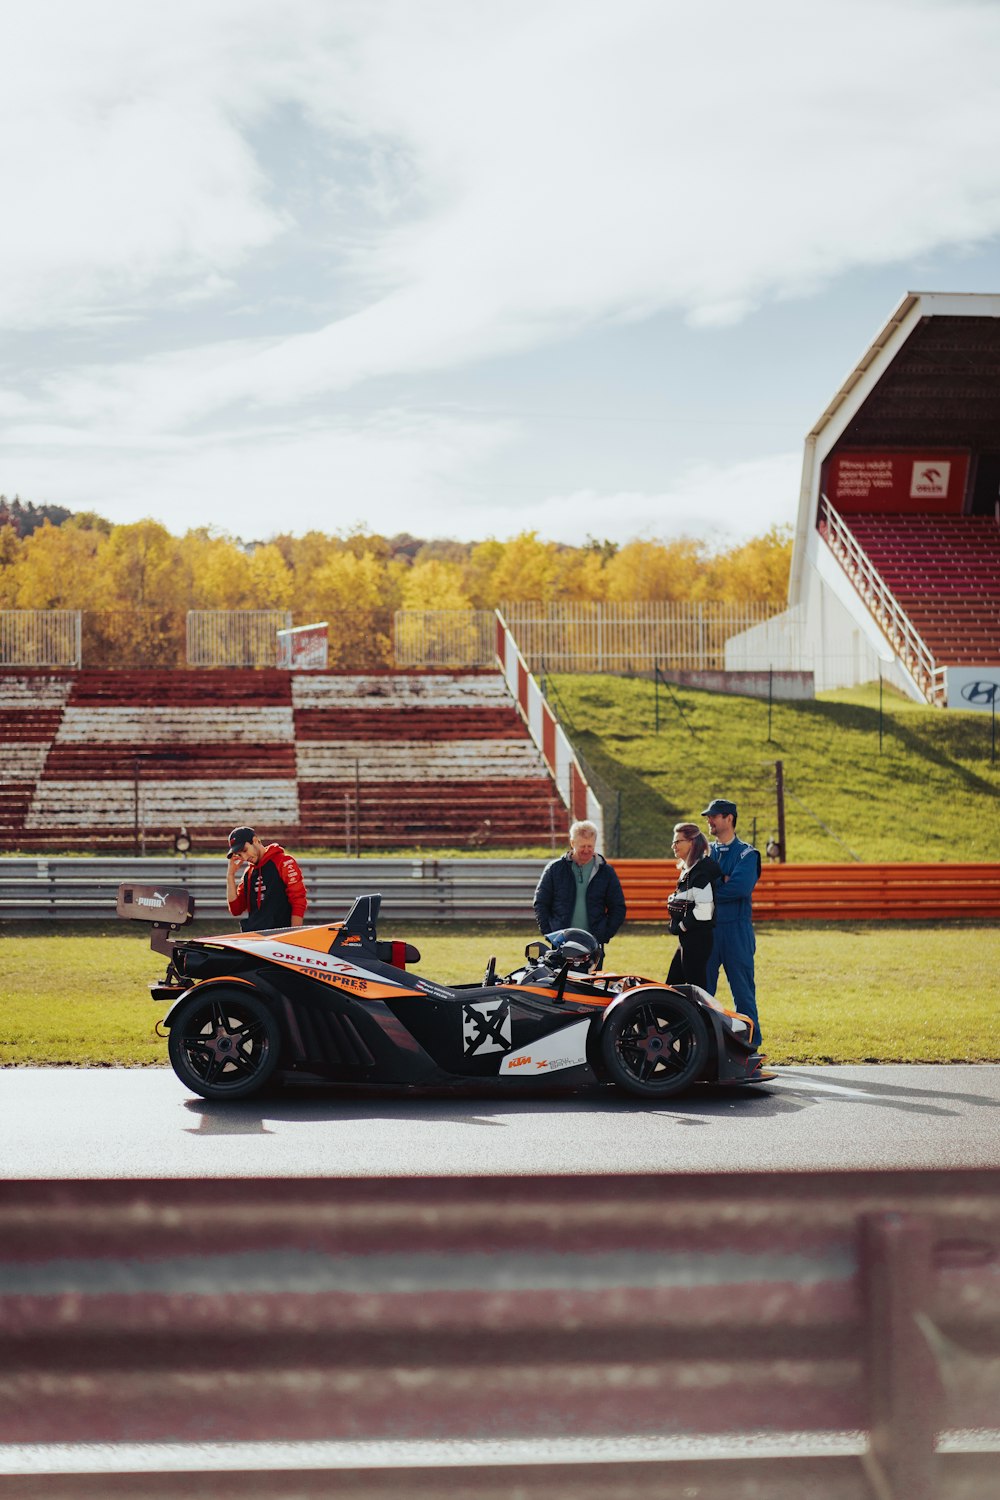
[3,857,1000,923]
[1,1171,999,1498]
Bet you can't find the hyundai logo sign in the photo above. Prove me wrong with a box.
[947,668,1000,712]
[961,680,999,707]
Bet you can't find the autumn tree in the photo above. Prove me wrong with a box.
[697,525,793,607]
[0,523,23,606]
[479,531,563,604]
[12,521,103,609]
[603,537,708,601]
[399,559,474,611]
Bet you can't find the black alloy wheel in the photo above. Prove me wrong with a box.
[600,990,710,1099]
[167,987,281,1100]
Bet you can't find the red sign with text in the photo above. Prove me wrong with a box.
[824,450,968,514]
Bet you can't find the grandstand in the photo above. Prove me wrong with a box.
[727,292,1000,706]
[0,668,562,853]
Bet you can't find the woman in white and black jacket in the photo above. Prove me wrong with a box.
[666,822,723,990]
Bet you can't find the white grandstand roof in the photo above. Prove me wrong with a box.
[789,290,1000,604]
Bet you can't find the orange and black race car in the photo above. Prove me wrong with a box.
[118,887,773,1102]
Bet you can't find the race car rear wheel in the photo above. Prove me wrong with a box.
[167,986,281,1101]
[600,990,710,1099]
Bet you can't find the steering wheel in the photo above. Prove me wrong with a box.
[483,956,497,986]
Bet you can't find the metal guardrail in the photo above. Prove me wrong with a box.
[186,608,293,667]
[5,857,1000,923]
[1,1171,997,1498]
[0,857,550,923]
[0,608,81,668]
[501,599,776,673]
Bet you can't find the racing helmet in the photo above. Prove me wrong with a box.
[545,927,601,970]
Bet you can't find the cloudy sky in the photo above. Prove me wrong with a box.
[3,0,1000,547]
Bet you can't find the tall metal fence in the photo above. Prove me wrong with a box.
[0,609,81,667]
[186,609,293,667]
[394,610,495,666]
[504,601,777,672]
[392,603,777,672]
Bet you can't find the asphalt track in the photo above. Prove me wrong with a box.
[3,1063,999,1177]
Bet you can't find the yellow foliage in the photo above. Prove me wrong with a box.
[603,537,708,601]
[13,521,103,609]
[0,525,23,605]
[94,520,182,610]
[1,510,794,624]
[484,531,561,603]
[399,559,474,611]
[301,549,394,617]
[246,543,294,610]
[463,539,506,608]
[557,548,609,601]
[695,525,793,606]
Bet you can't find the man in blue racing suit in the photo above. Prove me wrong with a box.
[702,797,763,1049]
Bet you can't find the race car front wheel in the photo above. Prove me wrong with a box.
[600,990,710,1099]
[167,986,281,1101]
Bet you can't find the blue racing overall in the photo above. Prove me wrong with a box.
[703,835,763,1047]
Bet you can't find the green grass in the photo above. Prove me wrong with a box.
[2,920,997,1067]
[548,675,1000,861]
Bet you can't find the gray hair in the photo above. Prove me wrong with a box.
[569,820,597,841]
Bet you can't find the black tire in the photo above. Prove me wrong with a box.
[167,986,281,1101]
[600,989,710,1099]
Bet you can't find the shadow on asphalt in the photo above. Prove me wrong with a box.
[180,1067,998,1134]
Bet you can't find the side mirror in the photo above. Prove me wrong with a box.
[524,940,547,961]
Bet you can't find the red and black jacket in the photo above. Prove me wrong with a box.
[228,844,307,932]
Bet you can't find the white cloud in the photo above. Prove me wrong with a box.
[2,1,999,540]
[4,414,796,546]
[516,454,802,547]
[2,407,516,539]
[6,0,1000,351]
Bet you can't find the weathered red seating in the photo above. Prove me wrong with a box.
[0,669,561,852]
[829,514,1000,666]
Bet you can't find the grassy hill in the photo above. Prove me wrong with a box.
[547,675,1000,862]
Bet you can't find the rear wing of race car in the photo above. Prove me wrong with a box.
[332,893,421,967]
[116,883,195,959]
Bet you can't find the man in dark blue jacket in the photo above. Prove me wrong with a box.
[702,798,763,1047]
[533,820,626,952]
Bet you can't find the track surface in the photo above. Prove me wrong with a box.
[3,1064,999,1177]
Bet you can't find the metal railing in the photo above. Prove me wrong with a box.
[7,857,998,922]
[0,608,81,667]
[186,609,293,667]
[4,1171,998,1498]
[819,498,946,703]
[391,604,777,672]
[502,600,775,673]
[0,857,550,923]
[393,610,495,666]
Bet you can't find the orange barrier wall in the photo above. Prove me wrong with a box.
[616,861,1000,921]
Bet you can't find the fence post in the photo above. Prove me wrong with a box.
[862,1212,941,1500]
[354,759,361,858]
[775,759,787,863]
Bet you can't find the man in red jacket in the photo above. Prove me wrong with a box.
[225,825,308,932]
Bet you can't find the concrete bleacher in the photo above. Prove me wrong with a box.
[833,514,1000,665]
[0,669,562,852]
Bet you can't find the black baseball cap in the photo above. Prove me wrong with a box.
[227,826,255,858]
[702,798,737,818]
